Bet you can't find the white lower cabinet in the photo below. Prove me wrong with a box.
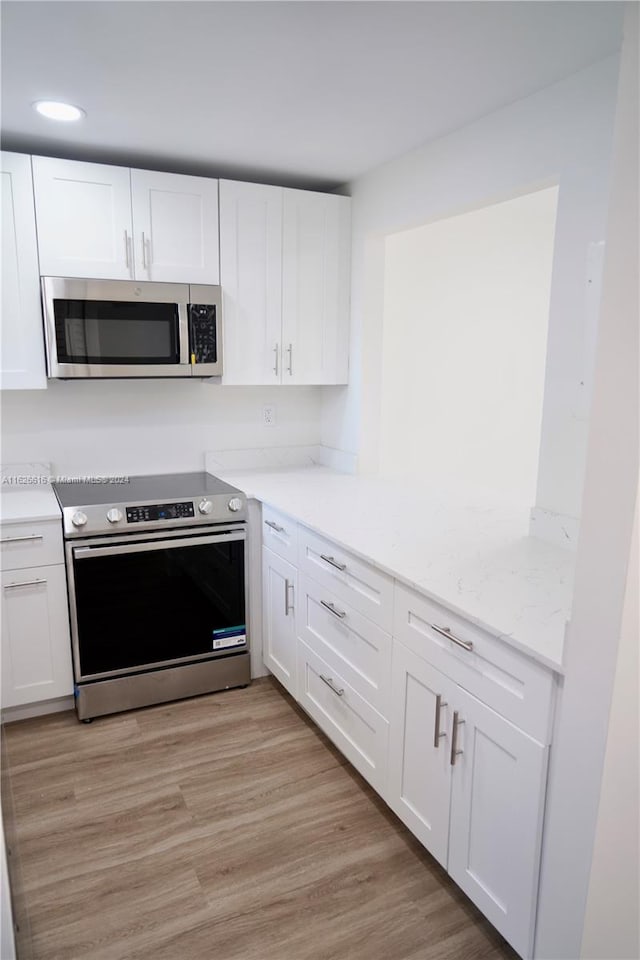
[297,573,392,716]
[448,685,547,958]
[388,638,547,959]
[260,509,552,958]
[297,640,389,794]
[262,546,297,697]
[387,642,453,868]
[1,564,73,708]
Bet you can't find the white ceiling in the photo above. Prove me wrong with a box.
[1,1,624,191]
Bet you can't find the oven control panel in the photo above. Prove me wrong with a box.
[60,492,246,537]
[126,501,195,523]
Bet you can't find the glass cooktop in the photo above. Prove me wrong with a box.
[53,471,240,508]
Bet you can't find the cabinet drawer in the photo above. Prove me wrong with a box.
[394,583,554,744]
[297,574,391,716]
[262,505,298,565]
[0,520,64,571]
[297,640,389,794]
[298,527,393,632]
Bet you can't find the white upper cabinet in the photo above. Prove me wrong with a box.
[281,188,350,385]
[32,157,220,284]
[1,152,46,389]
[219,180,283,384]
[130,169,219,284]
[32,156,133,280]
[219,181,350,385]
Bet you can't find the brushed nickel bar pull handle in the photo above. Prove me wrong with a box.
[433,694,448,748]
[320,554,346,572]
[145,233,152,268]
[450,711,465,766]
[284,578,290,615]
[321,599,346,620]
[287,581,294,614]
[273,343,279,377]
[124,230,131,270]
[264,520,285,533]
[319,674,344,697]
[287,343,293,376]
[141,231,148,269]
[4,578,47,589]
[0,535,44,544]
[431,623,473,652]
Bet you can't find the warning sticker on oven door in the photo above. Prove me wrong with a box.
[212,625,247,649]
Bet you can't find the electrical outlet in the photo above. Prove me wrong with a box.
[263,405,276,426]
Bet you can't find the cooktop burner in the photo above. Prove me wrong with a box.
[53,471,246,538]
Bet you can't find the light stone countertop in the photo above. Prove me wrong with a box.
[219,466,575,673]
[0,484,62,525]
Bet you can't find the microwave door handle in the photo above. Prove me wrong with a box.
[178,303,190,367]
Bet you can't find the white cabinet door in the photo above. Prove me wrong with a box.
[448,686,548,959]
[1,564,73,707]
[262,547,297,697]
[219,180,283,384]
[32,156,133,280]
[0,153,46,389]
[131,170,219,284]
[387,640,453,868]
[282,189,350,385]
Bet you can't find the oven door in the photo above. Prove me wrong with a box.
[42,277,190,378]
[67,526,247,682]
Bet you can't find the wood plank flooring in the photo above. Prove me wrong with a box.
[2,678,518,960]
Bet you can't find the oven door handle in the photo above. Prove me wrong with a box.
[73,530,245,560]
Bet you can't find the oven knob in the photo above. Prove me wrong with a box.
[71,511,87,528]
[106,508,123,524]
[198,499,213,515]
[228,497,243,512]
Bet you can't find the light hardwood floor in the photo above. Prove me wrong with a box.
[2,678,518,960]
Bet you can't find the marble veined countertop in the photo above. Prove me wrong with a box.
[0,485,62,525]
[220,466,575,672]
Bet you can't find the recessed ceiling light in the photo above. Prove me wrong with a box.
[33,100,85,122]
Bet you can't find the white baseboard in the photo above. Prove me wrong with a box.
[529,507,580,549]
[2,696,74,724]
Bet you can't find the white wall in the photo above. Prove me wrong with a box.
[0,382,322,475]
[323,56,619,524]
[379,186,557,506]
[581,484,639,960]
[534,6,638,956]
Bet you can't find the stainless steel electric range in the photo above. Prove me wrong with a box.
[53,472,250,721]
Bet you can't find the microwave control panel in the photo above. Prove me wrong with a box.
[189,304,217,365]
[126,502,195,523]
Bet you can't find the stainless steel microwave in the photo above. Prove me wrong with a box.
[42,277,222,379]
